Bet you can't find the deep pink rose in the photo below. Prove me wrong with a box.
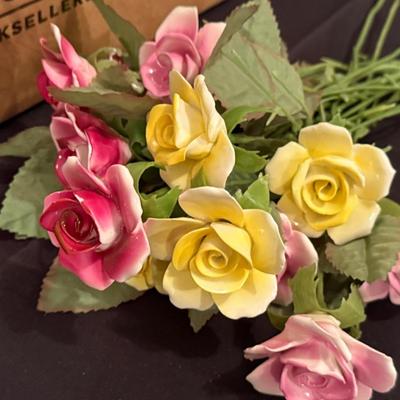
[276,213,318,305]
[139,6,225,98]
[37,23,96,105]
[51,105,131,185]
[40,164,150,290]
[245,314,397,400]
[359,253,400,305]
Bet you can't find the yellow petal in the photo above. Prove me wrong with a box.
[291,159,311,211]
[169,70,199,107]
[144,217,205,260]
[353,144,396,201]
[146,104,174,156]
[185,133,214,160]
[265,142,309,195]
[278,193,324,238]
[327,199,381,245]
[202,131,235,188]
[126,272,150,291]
[212,269,277,319]
[151,258,170,294]
[179,187,244,226]
[190,257,249,294]
[211,221,253,266]
[160,159,197,190]
[243,209,285,274]
[172,227,211,270]
[299,123,353,158]
[163,263,214,310]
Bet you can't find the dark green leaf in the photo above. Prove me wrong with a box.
[267,303,293,330]
[92,0,145,70]
[226,170,257,194]
[234,145,266,173]
[37,258,142,313]
[235,175,270,212]
[49,86,158,119]
[325,215,400,282]
[188,307,219,333]
[0,127,51,157]
[222,106,266,134]
[0,146,60,239]
[204,0,306,117]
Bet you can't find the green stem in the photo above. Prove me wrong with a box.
[373,0,400,60]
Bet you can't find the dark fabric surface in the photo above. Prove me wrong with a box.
[0,1,399,399]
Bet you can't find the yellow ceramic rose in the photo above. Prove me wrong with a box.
[126,257,168,294]
[144,187,285,319]
[146,70,235,190]
[266,122,395,245]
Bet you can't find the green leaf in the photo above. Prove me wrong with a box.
[92,0,145,70]
[37,258,142,313]
[231,135,291,158]
[222,106,266,134]
[0,127,51,157]
[267,303,293,330]
[235,175,270,212]
[0,146,60,239]
[126,162,181,219]
[49,86,158,119]
[204,0,306,118]
[88,46,123,72]
[93,65,144,94]
[290,265,366,329]
[234,145,266,173]
[379,198,400,217]
[325,215,400,282]
[188,307,219,333]
[191,169,208,188]
[226,170,257,194]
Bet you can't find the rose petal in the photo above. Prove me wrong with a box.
[139,41,157,65]
[169,70,199,106]
[359,280,389,303]
[355,383,373,400]
[42,59,72,89]
[196,22,225,64]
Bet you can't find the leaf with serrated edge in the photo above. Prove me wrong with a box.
[236,175,270,212]
[290,265,365,329]
[0,147,60,239]
[188,307,219,333]
[204,0,306,117]
[0,127,51,157]
[325,215,400,282]
[50,87,158,119]
[92,0,144,70]
[38,258,143,313]
[222,106,266,134]
[234,146,266,173]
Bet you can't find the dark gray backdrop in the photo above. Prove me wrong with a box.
[0,1,399,399]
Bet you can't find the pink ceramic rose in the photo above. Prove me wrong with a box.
[37,23,96,105]
[40,164,150,290]
[276,213,318,305]
[245,314,397,400]
[51,105,131,185]
[359,253,400,304]
[139,6,225,98]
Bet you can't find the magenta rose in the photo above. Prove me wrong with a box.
[359,253,400,305]
[245,314,397,400]
[139,6,225,98]
[51,105,131,185]
[276,213,318,305]
[37,23,96,105]
[40,164,150,290]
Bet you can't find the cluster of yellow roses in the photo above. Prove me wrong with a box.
[128,71,395,319]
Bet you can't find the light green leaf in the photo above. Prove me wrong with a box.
[325,215,400,282]
[37,258,142,313]
[235,175,270,212]
[49,86,158,119]
[88,46,123,72]
[0,147,60,239]
[204,0,306,117]
[92,0,145,70]
[222,106,266,134]
[234,145,266,173]
[0,127,51,157]
[188,307,219,333]
[379,198,400,217]
[267,303,293,331]
[126,162,180,219]
[290,265,366,329]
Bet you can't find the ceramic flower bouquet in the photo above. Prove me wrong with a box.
[1,0,400,398]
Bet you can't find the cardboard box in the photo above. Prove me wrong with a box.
[0,0,222,122]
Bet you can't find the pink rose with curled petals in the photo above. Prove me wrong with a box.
[245,314,397,400]
[51,105,131,186]
[40,164,150,290]
[276,213,318,306]
[37,23,96,105]
[359,253,400,305]
[139,6,225,98]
